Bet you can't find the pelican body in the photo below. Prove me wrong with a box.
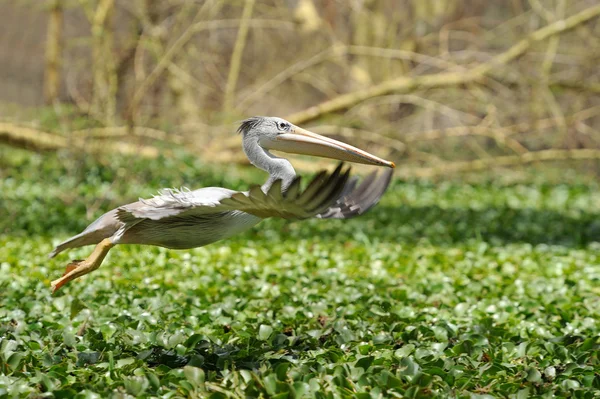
[49,117,395,292]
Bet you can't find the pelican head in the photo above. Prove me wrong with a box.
[238,116,395,168]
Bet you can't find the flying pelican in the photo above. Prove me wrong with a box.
[49,116,395,292]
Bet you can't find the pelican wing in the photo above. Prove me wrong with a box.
[317,167,393,219]
[115,187,238,224]
[116,163,354,223]
[218,163,352,219]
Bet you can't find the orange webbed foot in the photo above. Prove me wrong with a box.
[51,260,84,293]
[50,238,115,293]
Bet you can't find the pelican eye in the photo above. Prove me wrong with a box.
[278,122,288,131]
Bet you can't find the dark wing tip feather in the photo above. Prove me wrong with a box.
[325,166,353,212]
[283,176,302,199]
[219,162,387,220]
[318,167,393,219]
[358,168,393,208]
[301,163,352,214]
[339,176,359,199]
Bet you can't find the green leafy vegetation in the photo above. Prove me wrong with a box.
[1,146,599,398]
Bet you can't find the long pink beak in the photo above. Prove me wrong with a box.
[259,126,395,168]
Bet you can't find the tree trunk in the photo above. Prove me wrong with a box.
[44,0,63,105]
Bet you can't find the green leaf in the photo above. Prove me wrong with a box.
[184,334,206,349]
[62,329,76,348]
[526,368,542,383]
[293,381,310,397]
[184,365,205,389]
[355,356,374,371]
[258,324,273,341]
[6,352,24,371]
[70,298,88,320]
[561,379,580,390]
[263,373,278,396]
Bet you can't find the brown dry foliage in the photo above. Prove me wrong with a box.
[1,0,600,177]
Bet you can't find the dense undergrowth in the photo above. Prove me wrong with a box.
[1,145,599,398]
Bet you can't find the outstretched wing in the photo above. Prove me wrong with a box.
[218,163,352,219]
[116,163,353,223]
[115,186,238,224]
[317,167,393,219]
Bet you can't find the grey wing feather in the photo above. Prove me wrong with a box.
[116,187,238,224]
[116,162,383,224]
[219,163,352,219]
[317,167,393,219]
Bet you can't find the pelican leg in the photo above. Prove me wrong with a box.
[51,238,115,293]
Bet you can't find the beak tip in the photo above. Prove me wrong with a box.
[388,161,396,168]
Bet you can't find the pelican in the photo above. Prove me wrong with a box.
[49,116,395,292]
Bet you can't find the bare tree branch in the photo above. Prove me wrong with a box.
[403,149,600,178]
[285,5,600,125]
[222,0,255,115]
[0,123,159,158]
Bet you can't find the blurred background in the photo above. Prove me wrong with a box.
[0,0,599,179]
